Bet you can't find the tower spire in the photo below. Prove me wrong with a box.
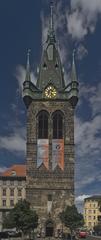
[25,49,31,82]
[50,1,54,32]
[47,0,56,43]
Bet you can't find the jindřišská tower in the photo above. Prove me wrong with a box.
[23,2,78,237]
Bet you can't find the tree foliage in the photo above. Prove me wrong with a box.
[94,223,101,235]
[3,200,38,235]
[59,205,84,232]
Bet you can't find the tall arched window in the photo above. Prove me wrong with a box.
[38,111,48,139]
[53,111,63,139]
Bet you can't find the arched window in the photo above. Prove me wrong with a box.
[38,111,48,139]
[53,111,63,139]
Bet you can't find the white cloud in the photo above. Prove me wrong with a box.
[75,82,101,194]
[75,194,91,212]
[89,83,101,116]
[76,44,88,60]
[67,10,87,40]
[0,127,26,155]
[40,11,49,45]
[15,65,37,93]
[15,65,26,91]
[0,167,8,173]
[66,0,101,40]
[75,194,91,203]
[75,115,101,157]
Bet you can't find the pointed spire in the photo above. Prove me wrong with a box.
[71,49,77,82]
[25,49,31,82]
[47,0,56,43]
[50,1,54,32]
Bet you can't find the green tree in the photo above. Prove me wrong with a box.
[94,223,101,235]
[59,205,84,238]
[3,199,38,239]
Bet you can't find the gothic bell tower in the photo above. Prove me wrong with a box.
[23,2,78,237]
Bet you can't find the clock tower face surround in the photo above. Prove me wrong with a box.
[44,85,57,98]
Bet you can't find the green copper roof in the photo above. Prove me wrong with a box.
[36,43,65,90]
[36,2,65,90]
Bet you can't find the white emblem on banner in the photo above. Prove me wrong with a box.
[52,139,64,170]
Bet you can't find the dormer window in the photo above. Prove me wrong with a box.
[11,170,16,176]
[55,63,58,69]
[47,44,53,60]
[43,63,47,70]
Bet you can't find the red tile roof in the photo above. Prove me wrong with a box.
[1,164,26,177]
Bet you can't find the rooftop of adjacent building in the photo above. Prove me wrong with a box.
[0,164,26,177]
[84,195,101,202]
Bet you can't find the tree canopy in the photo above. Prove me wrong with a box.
[3,199,38,236]
[59,205,84,232]
[94,223,101,235]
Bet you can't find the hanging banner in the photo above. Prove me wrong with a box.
[52,139,64,170]
[37,139,49,169]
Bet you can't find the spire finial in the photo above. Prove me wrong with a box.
[71,49,77,82]
[25,49,31,82]
[46,0,56,43]
[26,49,31,70]
[73,49,76,65]
[50,0,54,32]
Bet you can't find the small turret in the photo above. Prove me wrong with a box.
[23,49,32,108]
[70,50,79,107]
[25,49,31,82]
[65,50,79,108]
[71,50,78,83]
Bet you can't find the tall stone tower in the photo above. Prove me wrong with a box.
[23,2,78,237]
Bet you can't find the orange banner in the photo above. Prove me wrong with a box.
[37,139,49,169]
[52,139,64,170]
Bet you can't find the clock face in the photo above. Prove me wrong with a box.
[45,85,57,98]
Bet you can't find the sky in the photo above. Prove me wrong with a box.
[0,0,101,212]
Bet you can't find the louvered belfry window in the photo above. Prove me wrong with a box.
[53,111,63,139]
[38,111,48,139]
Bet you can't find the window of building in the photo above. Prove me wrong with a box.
[53,111,63,139]
[2,189,6,196]
[10,180,14,185]
[10,189,14,196]
[93,216,96,219]
[38,111,48,139]
[11,170,16,176]
[10,200,14,207]
[18,189,22,197]
[88,222,91,226]
[43,63,47,70]
[93,210,96,214]
[48,194,52,201]
[3,180,6,185]
[18,181,22,186]
[3,200,6,206]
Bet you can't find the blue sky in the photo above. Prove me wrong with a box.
[0,0,101,211]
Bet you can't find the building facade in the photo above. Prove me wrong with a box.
[23,2,78,237]
[84,196,101,230]
[0,165,26,231]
